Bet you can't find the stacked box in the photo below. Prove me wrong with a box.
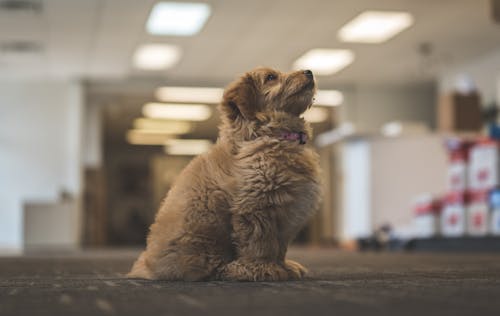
[413,194,439,238]
[441,138,469,237]
[467,139,498,190]
[489,189,500,235]
[467,191,489,236]
[441,192,466,237]
[445,139,468,192]
[413,137,500,238]
[467,139,497,236]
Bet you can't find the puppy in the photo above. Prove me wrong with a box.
[128,67,321,281]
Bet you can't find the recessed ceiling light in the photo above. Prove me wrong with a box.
[133,118,192,134]
[147,2,211,36]
[133,44,181,70]
[126,130,176,145]
[338,11,414,43]
[142,103,212,121]
[315,90,344,106]
[164,139,213,156]
[155,86,223,103]
[293,49,354,76]
[302,107,329,123]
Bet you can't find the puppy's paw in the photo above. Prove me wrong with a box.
[220,260,290,281]
[284,259,308,280]
[127,251,154,280]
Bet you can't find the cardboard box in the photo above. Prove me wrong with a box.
[468,140,499,190]
[441,193,466,237]
[467,191,489,236]
[438,92,482,132]
[447,156,467,192]
[489,189,500,236]
[444,138,472,192]
[413,194,439,238]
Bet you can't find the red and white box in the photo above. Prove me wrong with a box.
[447,153,467,192]
[444,138,469,192]
[468,139,499,191]
[440,192,466,237]
[467,190,489,236]
[413,194,440,238]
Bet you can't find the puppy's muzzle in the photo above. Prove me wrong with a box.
[302,69,314,79]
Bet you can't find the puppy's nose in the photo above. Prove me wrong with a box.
[303,69,313,79]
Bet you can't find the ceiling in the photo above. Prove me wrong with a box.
[0,0,499,87]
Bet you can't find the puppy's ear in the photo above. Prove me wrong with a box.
[221,74,259,120]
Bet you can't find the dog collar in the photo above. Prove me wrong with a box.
[280,131,308,145]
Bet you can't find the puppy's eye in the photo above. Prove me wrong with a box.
[265,73,277,82]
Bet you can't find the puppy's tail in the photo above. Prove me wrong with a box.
[127,251,154,280]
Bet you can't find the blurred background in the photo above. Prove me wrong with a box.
[1,0,500,254]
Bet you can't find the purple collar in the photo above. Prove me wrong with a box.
[280,131,308,145]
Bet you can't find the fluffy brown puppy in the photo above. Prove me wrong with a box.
[128,67,321,281]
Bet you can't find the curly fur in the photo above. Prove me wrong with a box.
[128,67,322,281]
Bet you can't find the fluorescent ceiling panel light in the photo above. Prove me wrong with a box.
[315,90,344,106]
[142,103,212,121]
[302,107,329,123]
[164,139,213,156]
[126,130,176,145]
[133,44,181,70]
[133,118,192,134]
[147,2,211,36]
[293,49,354,76]
[338,11,414,43]
[155,86,223,104]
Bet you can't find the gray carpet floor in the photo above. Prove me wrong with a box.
[1,248,500,316]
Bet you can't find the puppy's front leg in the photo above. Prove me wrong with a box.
[220,209,296,281]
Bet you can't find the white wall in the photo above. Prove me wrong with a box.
[339,140,371,241]
[370,135,447,236]
[0,81,83,252]
[327,82,437,241]
[338,135,447,241]
[338,83,436,134]
[439,48,500,104]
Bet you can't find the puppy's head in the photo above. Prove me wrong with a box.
[221,67,316,121]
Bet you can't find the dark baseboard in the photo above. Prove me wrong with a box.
[406,236,500,252]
